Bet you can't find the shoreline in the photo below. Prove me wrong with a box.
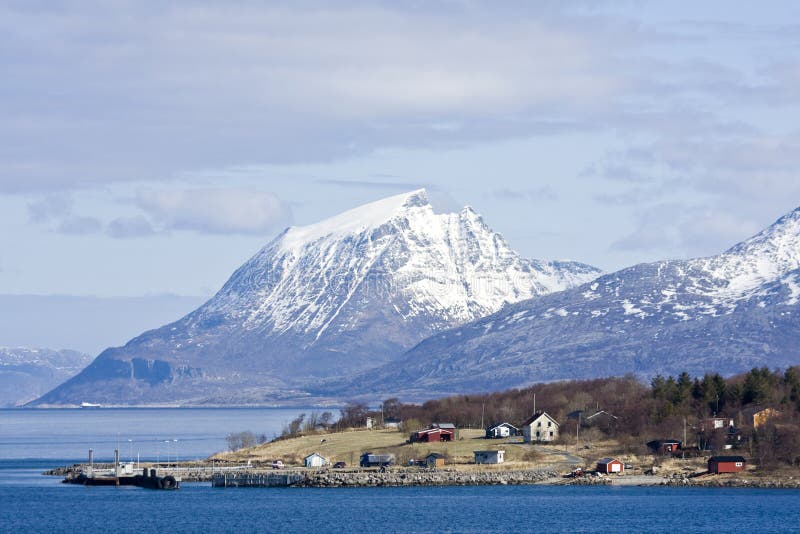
[43,463,800,489]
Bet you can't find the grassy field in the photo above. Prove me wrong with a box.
[211,427,592,470]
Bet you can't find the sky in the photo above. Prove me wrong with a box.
[2,1,800,331]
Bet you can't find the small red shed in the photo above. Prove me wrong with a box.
[708,455,746,474]
[596,458,624,474]
[646,439,682,455]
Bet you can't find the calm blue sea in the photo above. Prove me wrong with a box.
[0,407,307,461]
[3,409,800,533]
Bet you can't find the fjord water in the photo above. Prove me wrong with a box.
[3,409,800,533]
[3,479,800,534]
[0,407,307,461]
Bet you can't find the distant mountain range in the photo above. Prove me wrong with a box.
[0,348,91,407]
[336,206,800,399]
[31,190,600,406]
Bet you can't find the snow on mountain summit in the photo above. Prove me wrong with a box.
[206,188,602,339]
[278,189,429,254]
[707,206,800,300]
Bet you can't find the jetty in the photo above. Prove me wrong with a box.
[62,449,180,490]
[211,472,305,488]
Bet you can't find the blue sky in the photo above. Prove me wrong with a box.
[2,1,800,307]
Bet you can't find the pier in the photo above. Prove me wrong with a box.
[61,449,181,490]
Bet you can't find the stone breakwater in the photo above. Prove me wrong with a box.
[293,469,560,488]
[661,476,800,488]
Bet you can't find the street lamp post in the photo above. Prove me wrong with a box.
[173,439,179,468]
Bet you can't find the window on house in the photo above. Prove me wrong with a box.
[537,422,541,427]
[549,431,554,437]
[536,431,540,437]
[547,422,551,427]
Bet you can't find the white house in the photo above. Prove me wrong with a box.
[485,422,519,439]
[474,450,505,464]
[521,412,559,443]
[384,417,401,429]
[304,452,327,468]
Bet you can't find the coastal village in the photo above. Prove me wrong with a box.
[202,408,762,488]
[54,368,800,489]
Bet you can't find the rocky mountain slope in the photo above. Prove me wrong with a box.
[341,206,800,399]
[31,189,600,406]
[0,348,91,407]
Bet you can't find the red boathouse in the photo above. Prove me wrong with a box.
[708,456,746,474]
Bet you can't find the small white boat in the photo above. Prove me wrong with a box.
[80,402,102,408]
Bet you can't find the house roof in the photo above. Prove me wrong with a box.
[585,410,619,421]
[416,427,454,435]
[473,450,504,454]
[432,422,456,429]
[521,411,559,427]
[597,457,621,465]
[304,452,325,460]
[708,455,746,463]
[426,453,445,459]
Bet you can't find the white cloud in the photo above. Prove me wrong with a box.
[0,2,659,192]
[107,216,156,239]
[27,195,73,223]
[611,204,765,259]
[134,189,292,235]
[56,216,103,235]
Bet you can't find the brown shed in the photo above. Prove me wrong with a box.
[425,453,445,468]
[708,455,746,474]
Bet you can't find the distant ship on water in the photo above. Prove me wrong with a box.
[80,402,102,408]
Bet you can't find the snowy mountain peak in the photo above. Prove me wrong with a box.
[278,189,430,254]
[215,189,602,339]
[726,205,800,259]
[700,205,800,300]
[32,189,603,406]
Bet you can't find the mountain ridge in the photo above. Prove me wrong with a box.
[334,204,800,399]
[31,189,600,406]
[0,347,91,407]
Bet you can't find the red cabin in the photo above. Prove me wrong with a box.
[410,428,454,443]
[596,458,624,474]
[708,456,746,474]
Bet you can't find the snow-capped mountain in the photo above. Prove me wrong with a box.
[0,347,91,407]
[32,189,600,406]
[342,206,800,399]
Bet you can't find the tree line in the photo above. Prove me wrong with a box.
[368,367,800,467]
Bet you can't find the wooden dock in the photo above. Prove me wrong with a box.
[211,472,305,488]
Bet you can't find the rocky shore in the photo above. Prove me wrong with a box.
[659,473,800,488]
[293,468,561,488]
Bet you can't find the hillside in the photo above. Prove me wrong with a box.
[337,206,800,398]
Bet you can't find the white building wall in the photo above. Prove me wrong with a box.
[523,415,559,443]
